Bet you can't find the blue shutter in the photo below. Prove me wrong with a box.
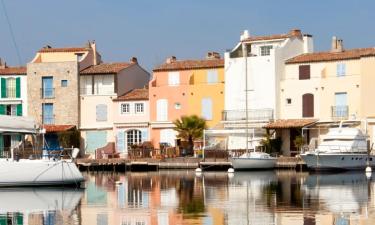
[117,131,125,153]
[201,98,213,120]
[96,104,108,121]
[337,63,346,76]
[86,131,107,153]
[141,129,148,142]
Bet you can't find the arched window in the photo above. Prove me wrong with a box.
[302,93,314,117]
[126,130,142,149]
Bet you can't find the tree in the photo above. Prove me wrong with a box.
[173,115,207,156]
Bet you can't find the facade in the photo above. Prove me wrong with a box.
[272,37,375,155]
[208,29,313,150]
[0,61,27,156]
[149,53,224,148]
[113,88,150,157]
[79,60,150,155]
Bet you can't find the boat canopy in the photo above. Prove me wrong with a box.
[0,115,38,134]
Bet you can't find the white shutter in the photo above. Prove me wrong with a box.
[201,98,212,120]
[96,104,108,121]
[157,99,168,121]
[168,72,180,86]
[207,70,218,84]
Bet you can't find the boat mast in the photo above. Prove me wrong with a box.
[242,42,249,154]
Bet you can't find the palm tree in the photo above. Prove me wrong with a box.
[173,115,207,156]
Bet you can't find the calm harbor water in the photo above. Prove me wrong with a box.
[1,170,375,225]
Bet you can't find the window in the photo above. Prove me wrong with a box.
[156,99,168,121]
[127,130,142,148]
[80,76,93,95]
[168,72,180,86]
[94,75,114,95]
[260,45,273,56]
[207,70,218,84]
[201,98,213,120]
[333,92,348,118]
[6,78,16,98]
[135,103,144,113]
[42,103,54,124]
[121,103,130,114]
[286,98,292,105]
[96,104,108,121]
[302,93,314,117]
[299,65,310,80]
[42,77,54,98]
[61,80,68,87]
[337,63,346,77]
[1,77,20,98]
[174,102,181,109]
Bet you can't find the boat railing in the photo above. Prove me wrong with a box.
[0,147,73,160]
[304,143,368,154]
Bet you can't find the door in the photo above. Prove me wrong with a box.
[42,77,53,98]
[335,92,347,118]
[42,103,54,124]
[302,93,314,117]
[86,131,107,153]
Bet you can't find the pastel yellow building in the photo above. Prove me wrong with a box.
[270,37,375,155]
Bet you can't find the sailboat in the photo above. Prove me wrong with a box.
[229,42,277,170]
[0,115,84,186]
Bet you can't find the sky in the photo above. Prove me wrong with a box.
[1,0,375,71]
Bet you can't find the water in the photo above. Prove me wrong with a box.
[1,170,375,225]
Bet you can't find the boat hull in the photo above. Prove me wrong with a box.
[230,157,276,170]
[0,159,84,187]
[300,153,375,171]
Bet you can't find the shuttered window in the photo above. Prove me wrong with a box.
[156,99,168,121]
[117,131,125,153]
[86,131,107,153]
[96,104,108,121]
[336,63,346,77]
[299,65,310,80]
[207,70,218,84]
[302,93,314,117]
[1,78,6,98]
[201,98,213,120]
[168,72,180,86]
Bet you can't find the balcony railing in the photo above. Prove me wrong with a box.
[80,87,115,95]
[222,109,274,121]
[41,88,55,99]
[331,105,349,120]
[42,115,55,125]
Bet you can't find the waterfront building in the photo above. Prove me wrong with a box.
[267,37,375,155]
[79,58,150,156]
[0,60,27,156]
[149,53,224,148]
[206,29,313,150]
[112,87,150,157]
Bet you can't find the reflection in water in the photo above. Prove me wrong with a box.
[1,171,375,224]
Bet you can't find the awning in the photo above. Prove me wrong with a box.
[264,119,318,129]
[0,115,37,134]
[43,125,76,133]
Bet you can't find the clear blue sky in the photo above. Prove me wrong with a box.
[1,0,375,71]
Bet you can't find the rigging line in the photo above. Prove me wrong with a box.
[0,0,22,65]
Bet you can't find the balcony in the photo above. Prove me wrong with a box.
[42,115,55,125]
[331,105,349,120]
[41,88,55,99]
[222,109,274,121]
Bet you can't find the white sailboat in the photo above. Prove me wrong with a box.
[229,41,276,170]
[0,115,84,186]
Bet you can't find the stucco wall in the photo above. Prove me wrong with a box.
[117,64,150,96]
[113,100,149,124]
[80,95,116,129]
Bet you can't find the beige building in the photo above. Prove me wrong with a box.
[268,37,375,155]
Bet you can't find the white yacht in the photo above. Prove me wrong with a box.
[0,115,84,186]
[230,151,277,170]
[300,124,374,170]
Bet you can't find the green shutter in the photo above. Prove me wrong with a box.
[16,77,21,98]
[1,78,6,98]
[17,104,22,116]
[0,105,5,115]
[0,135,3,158]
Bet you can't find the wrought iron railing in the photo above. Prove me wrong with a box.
[40,88,55,99]
[331,105,349,120]
[222,109,274,121]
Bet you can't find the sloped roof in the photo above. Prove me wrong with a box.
[286,47,375,64]
[241,29,305,43]
[0,67,26,75]
[43,125,76,133]
[264,119,318,129]
[80,62,133,75]
[38,47,89,53]
[153,59,224,72]
[114,88,148,101]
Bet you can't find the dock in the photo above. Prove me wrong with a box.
[76,156,306,172]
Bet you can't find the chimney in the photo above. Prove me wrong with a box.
[89,40,99,65]
[206,52,221,59]
[289,29,302,38]
[0,58,6,69]
[240,30,250,41]
[331,36,344,52]
[303,34,314,53]
[166,56,177,64]
[130,57,138,64]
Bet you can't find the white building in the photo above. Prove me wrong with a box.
[209,29,314,150]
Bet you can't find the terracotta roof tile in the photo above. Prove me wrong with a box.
[264,119,318,129]
[0,67,26,75]
[153,59,224,72]
[43,125,76,133]
[80,62,133,75]
[38,47,89,53]
[241,29,305,42]
[286,47,375,64]
[114,88,148,101]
